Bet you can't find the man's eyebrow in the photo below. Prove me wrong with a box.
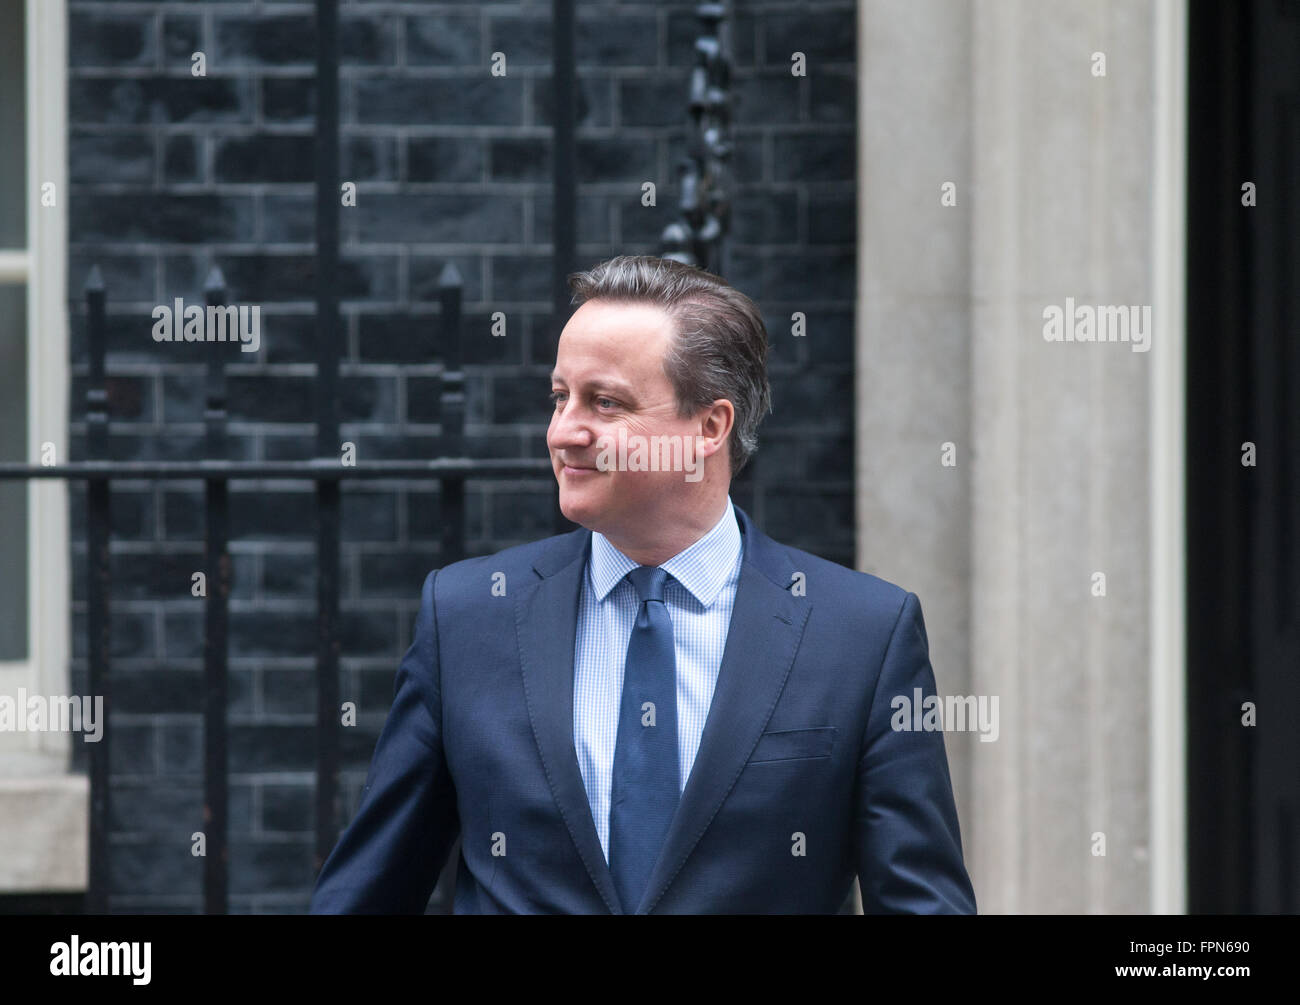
[549,372,637,398]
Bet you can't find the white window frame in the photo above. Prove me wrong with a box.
[0,0,84,894]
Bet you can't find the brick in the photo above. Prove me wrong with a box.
[340,489,399,543]
[620,78,692,128]
[110,671,204,716]
[807,191,855,244]
[230,611,314,658]
[769,368,854,430]
[70,193,256,244]
[765,249,854,300]
[490,372,552,426]
[772,131,854,183]
[353,77,523,126]
[162,14,202,67]
[163,134,201,183]
[70,77,252,126]
[407,136,485,183]
[210,253,398,304]
[261,784,313,833]
[532,73,613,129]
[229,724,313,773]
[261,195,314,244]
[810,69,855,124]
[485,15,550,67]
[575,136,656,183]
[262,669,316,717]
[489,489,555,539]
[354,194,524,244]
[340,373,398,424]
[533,193,612,245]
[214,133,315,184]
[107,723,156,776]
[489,136,551,182]
[489,254,552,303]
[108,549,204,603]
[70,12,156,68]
[733,71,801,126]
[69,485,154,542]
[158,720,203,775]
[763,11,856,66]
[69,132,155,185]
[576,14,658,65]
[111,781,202,832]
[262,77,315,123]
[343,134,398,182]
[405,14,480,66]
[764,488,855,546]
[261,550,315,599]
[357,552,438,599]
[108,840,200,897]
[342,14,396,65]
[731,190,799,245]
[214,15,315,67]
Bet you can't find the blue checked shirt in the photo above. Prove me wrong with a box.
[573,496,745,864]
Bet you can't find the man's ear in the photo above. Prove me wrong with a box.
[698,399,735,459]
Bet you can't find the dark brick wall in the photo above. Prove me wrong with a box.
[66,0,855,912]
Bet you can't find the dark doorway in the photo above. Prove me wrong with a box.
[1186,0,1300,913]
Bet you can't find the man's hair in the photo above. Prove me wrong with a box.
[565,255,772,476]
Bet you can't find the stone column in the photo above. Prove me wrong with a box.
[857,0,1177,912]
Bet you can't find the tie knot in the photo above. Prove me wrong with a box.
[627,565,669,604]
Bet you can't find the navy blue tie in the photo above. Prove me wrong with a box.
[608,565,680,914]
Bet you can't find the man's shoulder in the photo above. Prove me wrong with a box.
[418,526,588,602]
[756,529,915,631]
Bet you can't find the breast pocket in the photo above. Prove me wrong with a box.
[746,726,836,764]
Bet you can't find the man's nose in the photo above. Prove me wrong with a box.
[548,398,594,449]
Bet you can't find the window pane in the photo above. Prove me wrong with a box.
[0,283,26,659]
[0,0,25,247]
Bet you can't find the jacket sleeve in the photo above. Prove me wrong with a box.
[310,569,460,913]
[854,591,977,914]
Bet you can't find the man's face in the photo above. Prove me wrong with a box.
[547,299,707,537]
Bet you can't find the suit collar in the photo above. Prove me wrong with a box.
[516,501,811,913]
[588,495,742,607]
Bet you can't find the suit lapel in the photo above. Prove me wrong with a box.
[513,504,811,916]
[513,528,625,914]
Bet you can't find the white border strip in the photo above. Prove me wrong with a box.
[28,0,71,763]
[1150,0,1188,915]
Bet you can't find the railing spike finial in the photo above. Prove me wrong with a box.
[438,260,463,288]
[204,265,228,296]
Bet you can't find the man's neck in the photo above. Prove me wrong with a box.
[602,495,731,567]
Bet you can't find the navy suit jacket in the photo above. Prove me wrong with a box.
[310,502,977,914]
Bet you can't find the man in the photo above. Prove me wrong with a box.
[310,255,976,914]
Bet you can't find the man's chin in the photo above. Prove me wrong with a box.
[557,483,608,530]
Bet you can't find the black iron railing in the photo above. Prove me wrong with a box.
[0,0,734,914]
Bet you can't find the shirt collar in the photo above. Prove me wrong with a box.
[590,496,741,608]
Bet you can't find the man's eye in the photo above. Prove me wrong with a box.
[550,390,567,406]
[596,397,617,409]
